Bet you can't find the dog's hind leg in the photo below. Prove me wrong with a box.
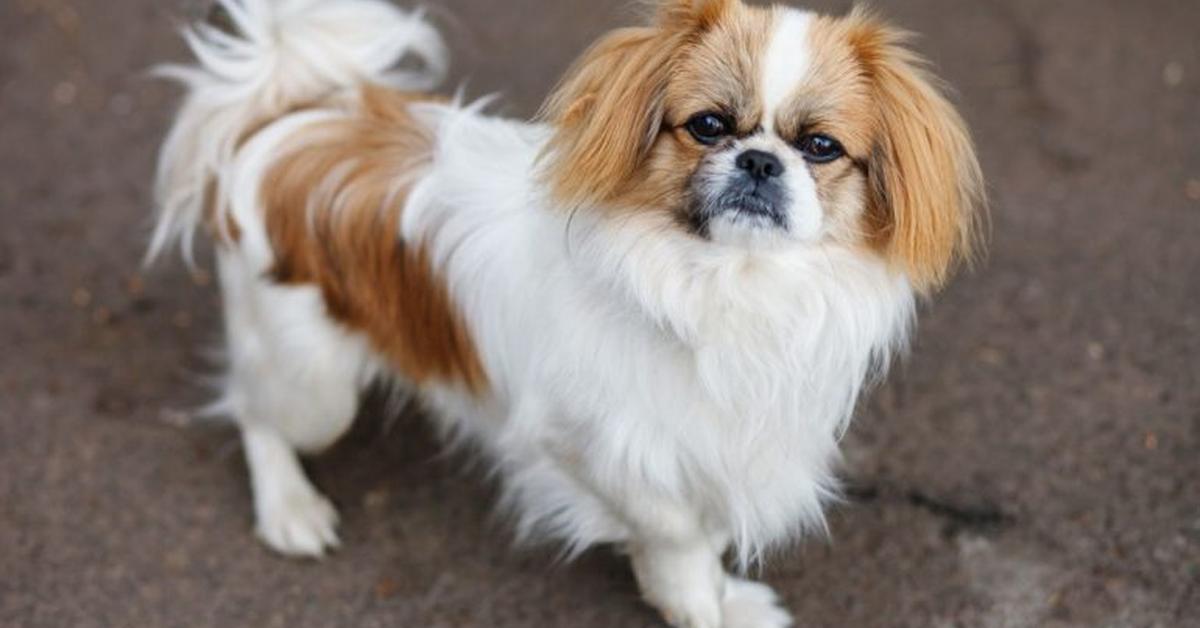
[216,250,374,558]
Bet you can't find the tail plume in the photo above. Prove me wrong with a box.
[148,0,448,265]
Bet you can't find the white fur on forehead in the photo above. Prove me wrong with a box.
[761,9,815,131]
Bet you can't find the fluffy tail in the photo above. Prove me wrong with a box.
[147,0,448,265]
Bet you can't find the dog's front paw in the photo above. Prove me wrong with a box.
[720,578,793,628]
[655,596,722,628]
[254,489,341,558]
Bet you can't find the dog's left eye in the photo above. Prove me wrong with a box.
[795,133,845,163]
[685,113,732,145]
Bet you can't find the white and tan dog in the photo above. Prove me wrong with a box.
[150,1,983,625]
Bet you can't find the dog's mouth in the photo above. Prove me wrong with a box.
[690,184,788,235]
[690,196,787,238]
[718,192,783,223]
[687,166,793,238]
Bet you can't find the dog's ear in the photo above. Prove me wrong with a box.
[540,1,735,207]
[657,0,734,29]
[540,28,677,208]
[848,10,985,292]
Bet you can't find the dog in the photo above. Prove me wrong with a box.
[149,1,983,625]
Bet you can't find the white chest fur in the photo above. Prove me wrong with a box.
[406,104,916,564]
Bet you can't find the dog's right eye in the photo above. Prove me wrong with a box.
[685,113,732,145]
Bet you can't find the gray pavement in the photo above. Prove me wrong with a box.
[2,0,1198,626]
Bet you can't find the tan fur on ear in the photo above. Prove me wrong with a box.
[541,1,737,208]
[540,27,681,207]
[657,0,734,28]
[847,9,985,292]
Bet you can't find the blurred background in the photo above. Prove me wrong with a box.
[1,0,1197,626]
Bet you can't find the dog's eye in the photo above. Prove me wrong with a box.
[686,113,732,145]
[795,134,845,164]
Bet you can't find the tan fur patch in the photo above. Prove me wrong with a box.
[261,85,488,394]
[541,0,772,214]
[540,24,686,208]
[808,9,985,291]
[199,98,348,248]
[663,6,772,133]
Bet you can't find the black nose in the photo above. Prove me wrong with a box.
[735,149,785,181]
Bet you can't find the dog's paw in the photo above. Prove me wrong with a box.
[720,578,793,628]
[656,597,722,628]
[254,489,341,558]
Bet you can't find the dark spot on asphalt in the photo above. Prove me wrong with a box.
[0,240,11,277]
[93,387,135,417]
[844,481,881,503]
[129,297,158,314]
[906,490,1015,535]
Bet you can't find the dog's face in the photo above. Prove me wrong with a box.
[543,0,984,291]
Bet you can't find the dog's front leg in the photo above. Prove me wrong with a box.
[539,430,793,626]
[630,529,725,628]
[623,508,793,628]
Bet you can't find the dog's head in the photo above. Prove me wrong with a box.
[542,0,984,291]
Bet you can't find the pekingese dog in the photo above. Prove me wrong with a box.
[149,0,983,625]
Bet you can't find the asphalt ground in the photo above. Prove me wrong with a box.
[2,0,1198,626]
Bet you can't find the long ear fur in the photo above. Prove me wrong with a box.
[657,0,734,28]
[540,0,734,207]
[849,9,985,292]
